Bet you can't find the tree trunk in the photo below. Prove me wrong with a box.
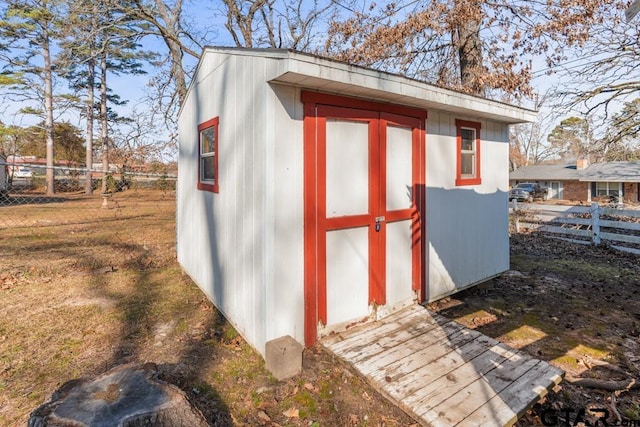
[153,0,187,107]
[85,57,95,195]
[43,25,55,196]
[100,49,108,196]
[455,0,484,96]
[28,363,209,427]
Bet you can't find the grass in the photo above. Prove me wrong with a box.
[0,189,414,426]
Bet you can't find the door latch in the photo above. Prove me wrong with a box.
[375,216,385,232]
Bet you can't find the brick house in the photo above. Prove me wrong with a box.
[510,160,640,203]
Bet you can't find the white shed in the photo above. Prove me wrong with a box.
[177,47,536,355]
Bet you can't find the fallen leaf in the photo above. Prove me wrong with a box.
[362,391,371,401]
[349,414,359,425]
[304,382,314,391]
[283,407,299,418]
[292,385,299,394]
[381,415,398,425]
[257,410,271,423]
[256,400,271,410]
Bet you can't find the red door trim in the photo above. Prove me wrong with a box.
[369,114,384,306]
[325,214,371,230]
[303,102,318,346]
[303,92,427,346]
[302,91,427,120]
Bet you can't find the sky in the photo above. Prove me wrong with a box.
[1,0,637,153]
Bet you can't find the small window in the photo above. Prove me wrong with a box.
[596,182,620,197]
[455,119,481,186]
[198,117,219,193]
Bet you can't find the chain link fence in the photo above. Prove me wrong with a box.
[1,162,176,231]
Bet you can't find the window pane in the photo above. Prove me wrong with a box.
[596,182,607,195]
[461,153,474,176]
[202,156,215,181]
[201,127,215,154]
[461,129,475,151]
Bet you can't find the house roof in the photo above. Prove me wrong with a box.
[579,161,640,182]
[196,47,537,125]
[510,161,640,182]
[509,164,580,181]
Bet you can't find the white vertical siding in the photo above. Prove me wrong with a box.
[425,112,510,301]
[179,49,521,354]
[177,52,271,355]
[268,84,305,345]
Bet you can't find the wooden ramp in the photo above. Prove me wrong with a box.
[322,305,563,427]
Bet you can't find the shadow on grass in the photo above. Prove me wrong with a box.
[0,195,67,206]
[10,212,233,425]
[431,234,640,410]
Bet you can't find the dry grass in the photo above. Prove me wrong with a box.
[7,190,637,426]
[0,189,414,426]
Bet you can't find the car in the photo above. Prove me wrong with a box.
[13,167,33,178]
[509,182,547,202]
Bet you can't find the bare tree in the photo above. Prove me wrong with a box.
[110,107,176,168]
[221,0,335,49]
[123,0,203,112]
[323,0,618,99]
[551,4,640,153]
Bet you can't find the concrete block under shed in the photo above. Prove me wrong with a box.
[265,335,303,381]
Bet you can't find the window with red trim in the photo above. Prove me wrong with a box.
[455,119,481,186]
[198,117,219,193]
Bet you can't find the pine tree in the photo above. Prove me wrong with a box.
[0,0,66,195]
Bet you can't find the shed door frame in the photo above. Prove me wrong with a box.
[302,91,427,346]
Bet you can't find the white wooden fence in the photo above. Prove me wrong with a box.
[511,201,640,255]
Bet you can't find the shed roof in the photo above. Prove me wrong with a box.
[196,47,537,125]
[579,161,640,182]
[509,164,580,181]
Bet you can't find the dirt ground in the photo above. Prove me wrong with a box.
[1,190,639,426]
[430,234,640,426]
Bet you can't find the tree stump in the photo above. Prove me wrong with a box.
[29,363,209,427]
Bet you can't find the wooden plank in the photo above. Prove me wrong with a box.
[343,315,444,364]
[601,231,640,245]
[600,219,640,232]
[404,341,526,410]
[538,225,592,237]
[365,324,474,382]
[384,333,495,400]
[549,217,591,226]
[321,305,423,346]
[611,244,640,256]
[324,306,425,351]
[601,207,640,218]
[328,312,433,360]
[519,205,590,215]
[418,358,541,426]
[546,236,592,245]
[457,362,563,427]
[322,306,565,427]
[418,358,544,426]
[352,319,463,371]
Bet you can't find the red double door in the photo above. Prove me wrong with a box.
[303,92,426,345]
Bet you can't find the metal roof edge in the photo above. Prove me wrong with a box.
[190,47,536,124]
